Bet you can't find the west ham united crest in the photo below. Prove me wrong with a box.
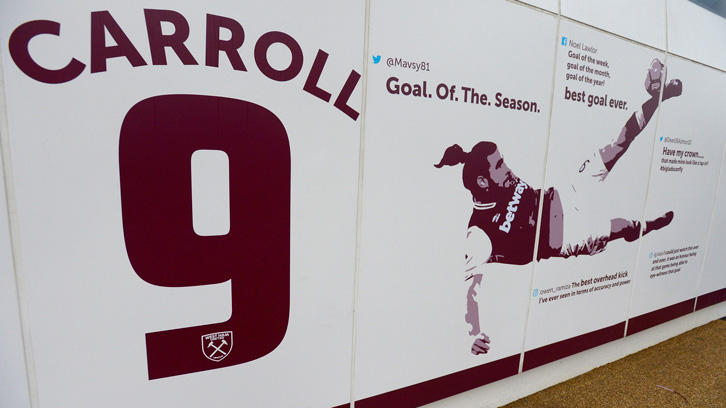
[202,332,233,362]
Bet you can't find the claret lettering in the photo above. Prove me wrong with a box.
[386,77,430,97]
[494,92,539,113]
[564,86,585,103]
[8,9,361,120]
[461,87,488,105]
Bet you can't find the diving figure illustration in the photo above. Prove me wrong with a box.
[435,59,682,355]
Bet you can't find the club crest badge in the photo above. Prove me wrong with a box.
[201,332,233,362]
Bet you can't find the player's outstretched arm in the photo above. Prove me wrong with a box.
[465,274,483,336]
[471,333,491,355]
[464,227,492,355]
[600,59,682,171]
[608,211,674,243]
[466,275,491,355]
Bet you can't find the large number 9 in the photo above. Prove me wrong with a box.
[119,95,290,380]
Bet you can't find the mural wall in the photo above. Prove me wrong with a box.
[1,1,725,407]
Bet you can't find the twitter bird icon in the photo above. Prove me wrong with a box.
[372,55,381,64]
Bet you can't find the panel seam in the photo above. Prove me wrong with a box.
[0,45,39,407]
[348,1,373,406]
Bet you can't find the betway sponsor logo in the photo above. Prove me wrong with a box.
[499,180,527,233]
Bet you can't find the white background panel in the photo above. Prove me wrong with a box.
[0,129,32,407]
[561,0,667,50]
[700,65,726,297]
[0,1,364,407]
[525,20,666,350]
[355,0,557,400]
[667,0,726,70]
[700,130,726,297]
[515,0,559,14]
[629,56,726,319]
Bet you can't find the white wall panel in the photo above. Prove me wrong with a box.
[0,2,364,407]
[354,1,557,405]
[667,0,726,70]
[561,0,667,50]
[699,119,726,308]
[628,56,726,334]
[0,120,31,408]
[515,0,559,14]
[524,19,666,369]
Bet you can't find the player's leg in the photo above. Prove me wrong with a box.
[599,59,682,171]
[608,211,674,242]
[609,218,642,242]
[643,211,674,237]
[465,274,491,355]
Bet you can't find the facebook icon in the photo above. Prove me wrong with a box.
[561,37,567,46]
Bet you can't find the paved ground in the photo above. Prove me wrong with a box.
[502,318,726,407]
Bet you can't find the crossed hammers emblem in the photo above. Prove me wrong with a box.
[202,332,233,362]
[207,339,229,358]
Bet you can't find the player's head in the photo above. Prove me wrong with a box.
[435,142,516,200]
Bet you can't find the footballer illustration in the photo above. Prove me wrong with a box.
[436,59,683,355]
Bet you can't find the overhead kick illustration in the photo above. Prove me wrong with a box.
[435,59,683,355]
